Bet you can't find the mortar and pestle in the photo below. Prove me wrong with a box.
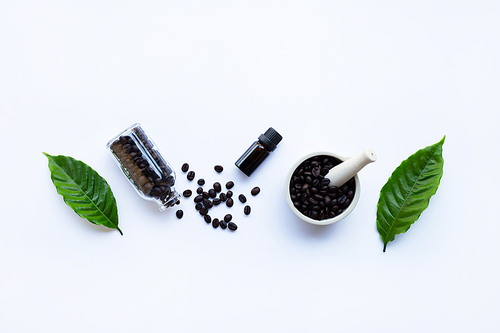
[285,148,377,225]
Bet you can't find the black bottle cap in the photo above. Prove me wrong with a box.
[258,127,282,152]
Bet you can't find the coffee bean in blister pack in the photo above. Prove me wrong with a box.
[289,155,356,221]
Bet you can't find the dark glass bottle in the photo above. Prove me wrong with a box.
[235,127,283,176]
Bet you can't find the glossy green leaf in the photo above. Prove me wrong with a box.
[44,153,122,235]
[376,136,445,252]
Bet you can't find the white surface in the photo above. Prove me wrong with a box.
[1,1,499,332]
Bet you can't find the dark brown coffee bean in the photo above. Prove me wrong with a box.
[226,198,234,207]
[244,205,251,215]
[196,187,203,194]
[347,190,354,199]
[195,202,203,210]
[204,215,212,223]
[176,210,183,219]
[226,181,234,189]
[202,191,209,199]
[212,218,220,228]
[251,187,260,196]
[187,171,195,181]
[199,207,208,216]
[238,194,247,203]
[182,189,192,198]
[219,193,227,202]
[213,198,221,205]
[213,182,222,192]
[224,214,232,222]
[219,220,227,229]
[226,190,233,198]
[194,195,204,203]
[208,189,216,198]
[181,163,189,172]
[197,178,205,186]
[228,222,237,231]
[214,165,223,173]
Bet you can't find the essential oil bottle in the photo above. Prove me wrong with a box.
[235,127,283,176]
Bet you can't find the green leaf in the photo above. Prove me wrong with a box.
[44,153,122,235]
[376,136,445,252]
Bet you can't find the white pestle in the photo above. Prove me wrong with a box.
[325,148,377,188]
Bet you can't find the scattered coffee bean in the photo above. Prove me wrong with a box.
[238,194,247,203]
[195,202,203,210]
[176,209,183,219]
[202,191,209,199]
[208,189,216,198]
[212,218,220,228]
[182,189,192,198]
[220,220,227,229]
[214,165,223,173]
[219,193,227,202]
[224,214,232,222]
[181,163,189,172]
[226,181,234,189]
[226,190,233,198]
[196,187,203,194]
[194,195,204,203]
[204,215,212,223]
[213,182,222,192]
[213,198,221,205]
[187,171,195,181]
[244,205,251,215]
[251,187,260,196]
[197,178,205,186]
[199,207,208,216]
[228,222,237,231]
[226,198,234,207]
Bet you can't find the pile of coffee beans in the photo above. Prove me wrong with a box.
[109,127,179,208]
[175,163,260,231]
[289,155,355,221]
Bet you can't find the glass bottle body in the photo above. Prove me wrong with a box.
[235,141,270,176]
[107,123,180,211]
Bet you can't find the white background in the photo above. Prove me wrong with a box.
[1,1,499,332]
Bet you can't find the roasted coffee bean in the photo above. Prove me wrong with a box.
[238,194,247,203]
[202,191,209,199]
[214,165,223,173]
[196,187,203,194]
[244,205,251,215]
[187,171,195,181]
[224,214,232,222]
[226,181,234,189]
[251,187,260,196]
[347,190,354,199]
[219,220,227,229]
[213,182,222,192]
[203,199,213,209]
[199,207,208,216]
[226,190,233,198]
[226,198,234,207]
[176,210,183,219]
[181,163,189,172]
[204,215,212,223]
[212,218,220,228]
[194,195,204,203]
[321,178,330,186]
[182,189,192,198]
[197,178,205,186]
[213,198,221,205]
[228,222,237,231]
[195,202,203,210]
[208,189,216,198]
[219,193,227,202]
